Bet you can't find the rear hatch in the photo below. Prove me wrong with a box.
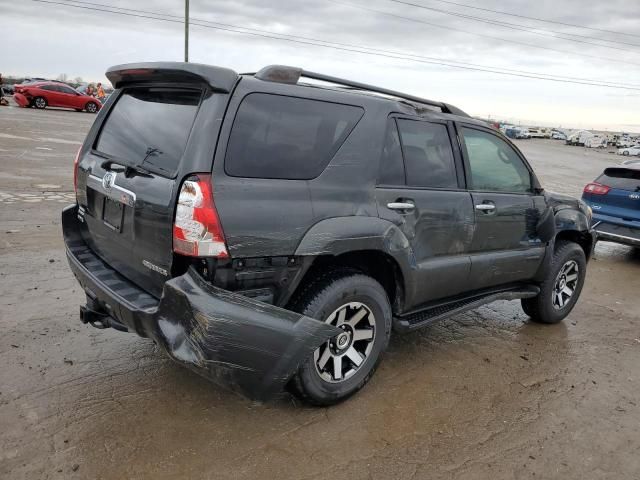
[75,64,238,298]
[585,167,640,223]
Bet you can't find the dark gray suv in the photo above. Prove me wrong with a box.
[63,62,595,405]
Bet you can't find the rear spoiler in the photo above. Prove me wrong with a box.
[106,62,239,92]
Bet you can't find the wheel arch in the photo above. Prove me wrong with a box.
[553,208,594,261]
[290,216,413,313]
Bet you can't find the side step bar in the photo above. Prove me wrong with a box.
[394,286,540,332]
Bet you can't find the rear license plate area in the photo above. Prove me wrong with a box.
[102,197,124,232]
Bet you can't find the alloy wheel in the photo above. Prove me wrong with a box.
[552,260,579,310]
[314,302,376,383]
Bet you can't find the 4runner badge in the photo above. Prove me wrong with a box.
[142,259,168,277]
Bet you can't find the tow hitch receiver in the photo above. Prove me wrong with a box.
[80,305,128,332]
[79,305,109,328]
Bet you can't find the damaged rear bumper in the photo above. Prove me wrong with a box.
[62,205,340,401]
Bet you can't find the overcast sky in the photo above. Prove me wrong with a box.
[3,0,640,130]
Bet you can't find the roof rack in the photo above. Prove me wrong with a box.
[253,65,469,117]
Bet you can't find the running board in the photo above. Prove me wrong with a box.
[394,286,540,332]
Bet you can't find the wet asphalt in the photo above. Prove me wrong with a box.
[1,104,639,479]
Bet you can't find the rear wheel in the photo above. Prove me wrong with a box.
[522,241,586,324]
[288,270,391,406]
[85,102,98,113]
[33,96,47,109]
[623,150,630,156]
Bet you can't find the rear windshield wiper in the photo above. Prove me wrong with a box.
[101,159,152,177]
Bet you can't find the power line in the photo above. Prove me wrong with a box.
[406,0,640,39]
[31,0,640,91]
[382,0,640,51]
[331,0,640,68]
[53,0,640,87]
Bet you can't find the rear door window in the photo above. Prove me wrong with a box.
[598,168,640,191]
[396,119,458,188]
[95,87,202,176]
[225,93,364,180]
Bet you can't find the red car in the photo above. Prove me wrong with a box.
[14,81,101,113]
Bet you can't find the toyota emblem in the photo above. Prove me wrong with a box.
[102,172,115,190]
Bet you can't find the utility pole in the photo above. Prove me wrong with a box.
[184,0,189,62]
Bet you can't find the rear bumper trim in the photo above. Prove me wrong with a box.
[62,204,340,401]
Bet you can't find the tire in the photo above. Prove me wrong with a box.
[288,270,392,406]
[623,150,630,156]
[521,240,587,324]
[85,102,98,113]
[33,96,47,109]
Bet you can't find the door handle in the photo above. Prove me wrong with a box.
[387,202,415,212]
[475,204,496,212]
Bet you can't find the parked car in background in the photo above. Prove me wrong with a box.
[528,128,544,138]
[515,127,530,139]
[617,145,640,156]
[551,131,567,140]
[617,137,638,148]
[13,81,101,113]
[566,130,593,146]
[63,62,595,405]
[583,165,640,248]
[585,135,607,149]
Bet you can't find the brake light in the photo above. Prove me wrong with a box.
[583,183,610,195]
[173,174,228,257]
[73,147,81,195]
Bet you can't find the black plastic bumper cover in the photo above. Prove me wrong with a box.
[62,205,340,401]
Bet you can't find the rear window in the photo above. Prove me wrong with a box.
[225,93,364,180]
[95,87,201,176]
[598,168,640,191]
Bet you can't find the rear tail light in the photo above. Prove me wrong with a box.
[583,183,610,195]
[73,147,81,195]
[173,174,228,258]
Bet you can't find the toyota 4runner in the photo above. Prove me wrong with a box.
[63,62,595,405]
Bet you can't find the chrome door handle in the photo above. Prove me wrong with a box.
[475,204,496,212]
[387,202,415,211]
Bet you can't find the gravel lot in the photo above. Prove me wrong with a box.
[1,105,639,480]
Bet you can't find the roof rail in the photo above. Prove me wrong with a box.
[254,65,469,117]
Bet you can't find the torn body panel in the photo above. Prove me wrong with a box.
[63,205,340,401]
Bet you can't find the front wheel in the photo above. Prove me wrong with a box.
[623,150,630,156]
[288,271,391,406]
[85,102,98,113]
[522,241,587,324]
[33,96,47,109]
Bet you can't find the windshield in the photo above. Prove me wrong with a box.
[95,87,202,176]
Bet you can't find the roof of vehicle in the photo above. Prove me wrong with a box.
[105,62,486,126]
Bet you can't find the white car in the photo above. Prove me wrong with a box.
[551,131,567,140]
[617,145,640,156]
